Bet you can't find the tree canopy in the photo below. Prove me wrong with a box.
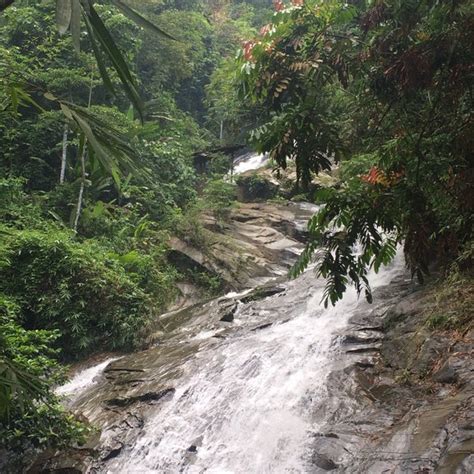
[237,0,473,305]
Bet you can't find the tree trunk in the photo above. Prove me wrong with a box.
[60,123,68,184]
[73,69,93,232]
[73,143,87,233]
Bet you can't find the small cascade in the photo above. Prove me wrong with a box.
[56,357,121,401]
[232,152,269,175]
[94,253,405,473]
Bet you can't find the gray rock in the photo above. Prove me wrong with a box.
[312,453,338,471]
[105,388,175,408]
[220,301,238,322]
[433,359,459,384]
[240,285,285,303]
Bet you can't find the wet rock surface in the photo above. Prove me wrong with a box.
[315,281,474,473]
[30,234,472,473]
[35,273,311,473]
[168,202,316,308]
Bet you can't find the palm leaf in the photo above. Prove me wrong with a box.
[56,0,72,35]
[83,14,116,96]
[82,1,144,122]
[111,0,176,41]
[0,357,47,421]
[59,102,150,184]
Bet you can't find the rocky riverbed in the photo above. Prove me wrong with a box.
[313,280,474,473]
[26,202,473,474]
[168,201,318,309]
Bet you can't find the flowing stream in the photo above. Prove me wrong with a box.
[61,254,406,473]
[56,357,122,400]
[232,152,269,175]
[57,152,409,473]
[108,258,404,474]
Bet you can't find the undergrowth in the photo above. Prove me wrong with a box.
[425,268,474,332]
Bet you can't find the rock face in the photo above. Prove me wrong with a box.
[28,250,473,473]
[312,282,474,473]
[168,202,317,309]
[235,174,279,202]
[31,276,296,473]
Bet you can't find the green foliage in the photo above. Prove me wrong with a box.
[203,178,237,222]
[236,172,277,201]
[184,268,224,297]
[0,0,273,461]
[0,294,88,468]
[173,204,209,249]
[238,0,474,305]
[425,269,473,331]
[207,152,232,175]
[0,174,178,467]
[0,226,161,358]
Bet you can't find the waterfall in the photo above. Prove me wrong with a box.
[56,357,121,401]
[96,252,405,473]
[232,152,269,175]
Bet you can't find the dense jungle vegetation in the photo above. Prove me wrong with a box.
[237,0,473,305]
[0,0,273,464]
[0,0,472,468]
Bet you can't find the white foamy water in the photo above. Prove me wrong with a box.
[56,357,121,399]
[222,288,253,299]
[103,252,405,473]
[233,152,269,175]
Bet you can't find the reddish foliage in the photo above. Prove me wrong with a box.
[361,167,404,187]
[384,48,434,90]
[242,40,256,61]
[273,0,284,12]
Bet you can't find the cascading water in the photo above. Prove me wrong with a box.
[85,252,404,474]
[54,155,409,473]
[56,357,122,400]
[232,152,269,175]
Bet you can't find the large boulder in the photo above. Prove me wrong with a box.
[235,173,278,202]
[169,202,315,296]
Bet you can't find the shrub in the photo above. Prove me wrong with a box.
[185,268,224,296]
[203,178,237,222]
[0,294,87,470]
[0,178,44,228]
[425,269,473,331]
[0,226,155,359]
[236,173,277,202]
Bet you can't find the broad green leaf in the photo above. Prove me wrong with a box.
[44,91,57,101]
[59,103,73,120]
[56,0,72,35]
[83,1,144,122]
[58,102,149,184]
[71,0,81,52]
[83,14,116,95]
[70,108,118,177]
[126,104,134,121]
[111,0,176,41]
[9,85,18,113]
[8,84,44,113]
